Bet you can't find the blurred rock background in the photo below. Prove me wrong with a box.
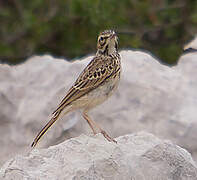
[0,45,197,167]
[0,0,196,65]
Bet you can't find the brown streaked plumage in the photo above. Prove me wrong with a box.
[31,30,121,148]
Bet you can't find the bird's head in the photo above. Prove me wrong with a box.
[96,30,118,56]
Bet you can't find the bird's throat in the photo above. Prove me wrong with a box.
[96,43,117,56]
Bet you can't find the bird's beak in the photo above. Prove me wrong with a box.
[110,32,116,39]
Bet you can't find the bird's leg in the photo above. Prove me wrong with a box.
[100,129,117,143]
[82,112,97,134]
[82,111,117,143]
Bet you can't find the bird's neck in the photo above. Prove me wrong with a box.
[96,45,118,56]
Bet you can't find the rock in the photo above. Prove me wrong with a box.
[1,48,197,166]
[0,55,86,165]
[0,132,197,180]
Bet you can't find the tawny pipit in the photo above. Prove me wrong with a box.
[31,30,121,148]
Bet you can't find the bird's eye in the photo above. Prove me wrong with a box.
[99,37,104,41]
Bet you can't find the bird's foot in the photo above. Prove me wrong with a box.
[100,130,117,143]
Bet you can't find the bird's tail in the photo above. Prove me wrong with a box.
[31,111,61,148]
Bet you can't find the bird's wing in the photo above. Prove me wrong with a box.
[52,55,119,114]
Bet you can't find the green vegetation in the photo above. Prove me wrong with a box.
[0,0,196,64]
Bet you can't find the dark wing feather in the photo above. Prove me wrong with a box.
[52,55,119,114]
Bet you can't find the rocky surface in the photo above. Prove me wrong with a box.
[0,132,197,180]
[0,45,197,166]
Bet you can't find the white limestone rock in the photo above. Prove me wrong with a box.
[0,132,197,180]
[0,48,197,166]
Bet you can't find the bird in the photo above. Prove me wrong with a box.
[31,30,121,148]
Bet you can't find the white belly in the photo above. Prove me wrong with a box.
[71,76,120,111]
